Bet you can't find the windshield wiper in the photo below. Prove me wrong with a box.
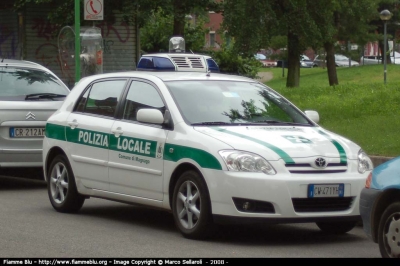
[25,93,67,100]
[250,120,309,126]
[191,121,234,126]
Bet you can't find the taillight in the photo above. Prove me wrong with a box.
[365,172,372,188]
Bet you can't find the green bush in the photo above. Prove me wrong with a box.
[209,47,262,79]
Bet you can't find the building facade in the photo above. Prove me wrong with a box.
[0,1,139,88]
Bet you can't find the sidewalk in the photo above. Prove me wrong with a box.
[256,71,273,83]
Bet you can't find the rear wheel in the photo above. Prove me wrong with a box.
[316,221,357,234]
[378,202,400,258]
[172,170,213,239]
[47,154,85,213]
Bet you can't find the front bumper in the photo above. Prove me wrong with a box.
[203,168,367,221]
[359,187,382,242]
[213,214,361,225]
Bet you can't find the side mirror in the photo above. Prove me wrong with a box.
[137,109,164,124]
[304,110,319,123]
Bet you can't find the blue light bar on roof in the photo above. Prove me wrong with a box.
[137,57,176,71]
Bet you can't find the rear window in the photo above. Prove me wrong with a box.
[0,66,68,99]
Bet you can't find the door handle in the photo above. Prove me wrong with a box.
[111,127,123,136]
[68,120,78,129]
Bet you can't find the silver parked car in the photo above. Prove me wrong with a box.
[300,54,314,68]
[0,59,69,169]
[360,52,400,65]
[313,54,360,67]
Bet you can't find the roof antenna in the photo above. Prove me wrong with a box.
[1,58,4,63]
[190,49,194,54]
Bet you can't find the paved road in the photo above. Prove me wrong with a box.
[0,174,381,258]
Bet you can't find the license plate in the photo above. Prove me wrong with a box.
[308,184,344,198]
[10,127,45,138]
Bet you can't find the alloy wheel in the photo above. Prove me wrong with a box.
[49,162,69,204]
[175,180,201,229]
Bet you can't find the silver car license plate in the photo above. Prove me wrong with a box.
[308,184,344,198]
[10,127,45,138]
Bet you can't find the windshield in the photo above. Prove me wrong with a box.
[0,67,68,100]
[335,54,349,61]
[166,80,312,126]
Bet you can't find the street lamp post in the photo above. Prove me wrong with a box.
[185,14,193,28]
[380,9,392,85]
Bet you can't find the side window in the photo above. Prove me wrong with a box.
[75,89,89,112]
[75,80,126,117]
[123,81,165,122]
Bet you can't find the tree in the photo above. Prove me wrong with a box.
[140,7,208,53]
[309,0,378,86]
[139,7,174,53]
[222,0,275,58]
[14,0,219,52]
[222,0,322,87]
[222,0,378,87]
[13,0,158,34]
[272,0,322,87]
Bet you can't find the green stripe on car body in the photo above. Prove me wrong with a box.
[66,127,110,149]
[211,127,295,164]
[65,127,158,158]
[163,143,222,170]
[109,135,158,158]
[317,129,347,164]
[45,123,66,141]
[45,123,221,168]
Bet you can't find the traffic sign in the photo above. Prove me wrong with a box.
[84,0,103,20]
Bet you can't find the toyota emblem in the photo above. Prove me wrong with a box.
[315,157,327,168]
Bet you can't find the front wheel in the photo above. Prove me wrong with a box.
[172,170,213,239]
[378,202,400,258]
[47,154,85,213]
[316,221,357,234]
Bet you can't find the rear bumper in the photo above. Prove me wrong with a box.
[0,149,42,167]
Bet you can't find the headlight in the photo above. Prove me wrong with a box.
[301,62,306,66]
[219,150,276,175]
[358,149,373,174]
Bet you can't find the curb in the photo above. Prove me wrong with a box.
[370,156,395,167]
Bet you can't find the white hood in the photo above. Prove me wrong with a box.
[194,126,360,163]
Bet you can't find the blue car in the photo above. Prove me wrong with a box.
[360,156,400,258]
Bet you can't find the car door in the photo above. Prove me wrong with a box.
[66,79,127,191]
[108,79,168,200]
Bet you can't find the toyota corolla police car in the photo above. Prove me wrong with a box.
[42,70,373,239]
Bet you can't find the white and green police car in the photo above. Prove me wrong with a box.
[43,71,373,239]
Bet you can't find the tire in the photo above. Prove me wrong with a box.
[316,221,357,234]
[47,154,85,213]
[378,202,400,258]
[172,170,214,239]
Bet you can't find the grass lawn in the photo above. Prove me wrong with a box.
[259,64,400,157]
